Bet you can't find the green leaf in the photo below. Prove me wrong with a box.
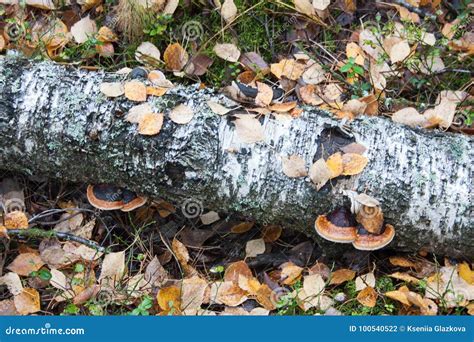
[353,65,365,76]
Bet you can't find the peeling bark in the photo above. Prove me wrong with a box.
[0,57,472,258]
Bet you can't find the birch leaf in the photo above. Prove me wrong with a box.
[392,107,428,127]
[271,59,305,80]
[221,0,238,23]
[164,43,189,71]
[99,251,125,281]
[124,81,147,102]
[135,41,161,63]
[233,115,265,144]
[245,238,266,258]
[70,16,97,44]
[157,285,181,311]
[341,153,368,176]
[302,62,325,84]
[303,274,325,297]
[138,113,164,136]
[389,39,410,63]
[312,0,330,11]
[169,104,194,124]
[357,286,377,307]
[181,276,208,311]
[100,82,124,97]
[50,269,69,291]
[14,288,40,315]
[0,272,23,295]
[308,158,331,190]
[326,152,343,178]
[213,43,241,63]
[255,82,273,107]
[355,272,376,291]
[294,0,315,16]
[7,253,44,276]
[330,269,355,285]
[281,155,307,178]
[207,101,233,115]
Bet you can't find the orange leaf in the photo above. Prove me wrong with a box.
[280,262,303,285]
[330,268,355,285]
[326,152,343,178]
[164,43,189,71]
[385,289,410,306]
[357,286,377,307]
[231,222,254,234]
[224,261,253,283]
[4,211,28,229]
[157,285,181,311]
[124,81,147,102]
[389,256,416,268]
[7,253,44,276]
[14,288,40,315]
[341,153,368,176]
[458,262,474,285]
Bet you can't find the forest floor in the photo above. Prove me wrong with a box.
[0,0,473,316]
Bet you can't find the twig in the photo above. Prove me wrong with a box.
[433,68,474,76]
[381,0,437,21]
[7,228,106,253]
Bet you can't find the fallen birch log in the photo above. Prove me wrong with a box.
[0,57,472,258]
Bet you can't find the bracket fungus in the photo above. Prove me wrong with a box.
[87,185,147,211]
[314,207,357,243]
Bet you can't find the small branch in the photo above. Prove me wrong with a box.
[7,228,106,253]
[382,0,437,21]
[433,68,474,76]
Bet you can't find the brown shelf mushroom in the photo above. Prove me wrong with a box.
[121,189,147,212]
[87,184,124,210]
[352,224,395,251]
[314,207,357,243]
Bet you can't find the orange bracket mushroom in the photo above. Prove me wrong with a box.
[314,207,357,243]
[87,184,147,211]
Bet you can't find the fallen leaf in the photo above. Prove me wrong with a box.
[389,256,416,268]
[164,43,189,71]
[346,42,365,65]
[418,55,445,75]
[157,285,181,311]
[269,102,297,113]
[230,221,255,234]
[271,59,305,80]
[360,94,378,116]
[50,269,69,291]
[424,99,457,129]
[389,272,420,284]
[207,101,233,115]
[185,54,214,76]
[4,211,28,229]
[341,153,368,175]
[302,62,325,84]
[100,82,124,97]
[135,41,161,64]
[213,43,241,63]
[70,15,97,44]
[239,52,270,74]
[144,256,168,288]
[14,288,40,315]
[54,212,84,235]
[7,253,44,276]
[124,81,147,102]
[245,238,266,258]
[233,115,265,144]
[386,38,410,64]
[281,155,307,178]
[359,29,382,59]
[172,238,190,266]
[0,272,23,295]
[392,107,428,127]
[308,158,331,190]
[146,86,168,97]
[169,104,194,124]
[395,5,420,23]
[255,82,273,107]
[294,0,315,16]
[330,268,355,285]
[99,251,125,281]
[340,142,367,155]
[26,0,55,10]
[210,281,248,306]
[326,152,343,178]
[181,276,208,311]
[96,26,118,43]
[313,0,330,11]
[281,262,303,285]
[342,99,367,116]
[303,273,325,297]
[299,84,324,105]
[385,289,410,305]
[357,286,377,307]
[200,211,220,225]
[220,0,238,23]
[458,263,474,285]
[261,225,282,243]
[148,70,174,88]
[137,113,164,135]
[238,275,261,296]
[355,272,376,291]
[0,299,19,315]
[224,261,253,283]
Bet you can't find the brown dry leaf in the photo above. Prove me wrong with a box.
[135,41,161,64]
[357,286,377,308]
[148,70,174,88]
[73,285,99,306]
[220,0,238,23]
[293,0,315,16]
[238,275,261,296]
[4,211,28,229]
[342,99,367,116]
[322,83,343,102]
[245,238,266,258]
[308,262,330,280]
[146,86,168,97]
[181,276,208,311]
[313,0,330,10]
[341,143,367,155]
[281,262,303,285]
[418,55,445,75]
[157,285,181,311]
[138,113,164,136]
[99,251,125,281]
[233,115,265,144]
[0,36,5,52]
[341,153,368,176]
[355,272,376,291]
[7,253,44,276]
[100,81,124,98]
[224,260,253,283]
[14,288,40,315]
[169,104,194,124]
[330,269,355,285]
[210,281,248,306]
[172,238,190,266]
[213,43,241,63]
[261,225,282,243]
[303,273,325,297]
[124,81,147,102]
[144,256,168,288]
[239,52,270,74]
[281,155,307,178]
[164,43,189,72]
[255,82,273,107]
[299,84,324,105]
[269,102,297,113]
[369,63,387,91]
[359,29,382,60]
[467,302,474,315]
[271,59,305,80]
[302,62,325,85]
[54,212,84,235]
[392,107,428,127]
[255,283,276,310]
[423,99,457,129]
[326,152,343,178]
[360,94,378,116]
[308,158,331,190]
[200,211,220,225]
[50,268,69,291]
[385,289,410,306]
[0,272,23,295]
[207,101,233,115]
[97,26,118,43]
[442,18,460,39]
[395,5,420,23]
[0,299,19,315]
[230,221,255,234]
[346,42,365,66]
[425,266,474,307]
[125,103,153,123]
[385,37,410,64]
[389,256,416,268]
[389,272,420,284]
[458,263,474,285]
[96,43,114,58]
[70,15,97,44]
[185,54,214,76]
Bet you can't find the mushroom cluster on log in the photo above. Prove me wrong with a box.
[0,57,472,258]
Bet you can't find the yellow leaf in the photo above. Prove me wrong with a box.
[230,222,254,234]
[281,262,303,285]
[224,261,253,283]
[389,272,420,284]
[14,288,40,315]
[329,269,355,285]
[146,86,167,97]
[326,152,343,178]
[157,285,181,311]
[164,43,189,72]
[458,262,474,285]
[357,286,377,307]
[341,153,368,175]
[137,113,164,136]
[124,81,147,102]
[270,59,305,80]
[385,289,410,306]
[4,211,28,229]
